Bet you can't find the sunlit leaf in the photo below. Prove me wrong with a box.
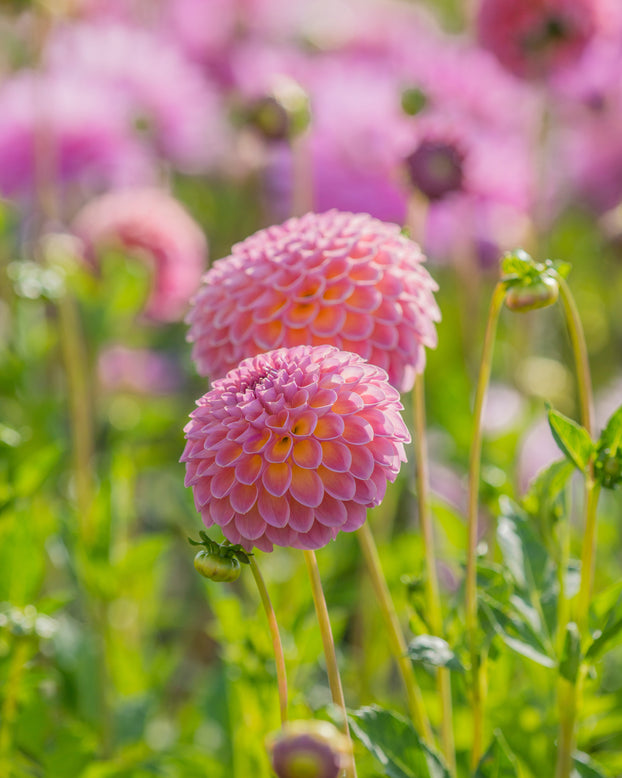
[407,635,465,672]
[547,407,593,472]
[474,731,520,777]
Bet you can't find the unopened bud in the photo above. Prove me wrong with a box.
[267,720,351,778]
[504,275,559,312]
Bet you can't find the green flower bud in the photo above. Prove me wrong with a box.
[504,275,559,312]
[193,549,241,582]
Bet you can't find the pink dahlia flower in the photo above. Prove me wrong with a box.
[187,210,439,392]
[73,188,207,323]
[181,345,410,552]
[476,0,605,80]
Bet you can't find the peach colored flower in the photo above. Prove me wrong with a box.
[187,210,439,392]
[181,345,410,551]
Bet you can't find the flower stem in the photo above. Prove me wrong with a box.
[356,522,434,745]
[0,641,29,776]
[465,281,507,770]
[413,374,456,774]
[303,549,357,778]
[552,275,598,778]
[249,556,289,727]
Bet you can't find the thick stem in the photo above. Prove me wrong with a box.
[356,522,433,745]
[465,281,507,769]
[303,549,357,778]
[412,374,455,774]
[249,556,289,727]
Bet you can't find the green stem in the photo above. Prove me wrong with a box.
[413,374,455,774]
[303,549,357,778]
[556,276,594,436]
[0,641,29,775]
[249,556,289,727]
[356,522,433,745]
[291,132,313,217]
[553,276,598,778]
[465,281,507,770]
[56,292,96,547]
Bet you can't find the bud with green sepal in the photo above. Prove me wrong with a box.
[244,76,311,142]
[188,531,251,582]
[500,249,568,312]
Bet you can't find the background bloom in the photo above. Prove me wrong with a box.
[187,210,440,392]
[181,345,411,552]
[73,187,207,323]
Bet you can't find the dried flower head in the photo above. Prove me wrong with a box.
[181,345,410,552]
[73,187,207,322]
[187,210,439,392]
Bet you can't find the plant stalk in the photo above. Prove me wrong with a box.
[303,549,357,778]
[413,374,456,773]
[356,522,433,745]
[465,281,507,769]
[249,556,289,727]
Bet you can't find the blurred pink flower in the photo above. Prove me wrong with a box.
[476,0,605,80]
[45,21,228,172]
[0,70,152,204]
[98,345,181,395]
[73,187,207,323]
[181,344,410,551]
[187,210,440,392]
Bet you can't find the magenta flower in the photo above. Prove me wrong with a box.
[187,210,439,392]
[181,345,410,552]
[476,0,605,80]
[73,187,207,323]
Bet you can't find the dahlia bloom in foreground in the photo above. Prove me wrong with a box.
[187,210,440,392]
[73,187,207,322]
[181,345,410,552]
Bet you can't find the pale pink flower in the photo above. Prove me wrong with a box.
[98,345,181,395]
[45,21,228,172]
[181,345,410,552]
[476,0,606,80]
[73,188,207,323]
[0,70,152,204]
[187,210,440,392]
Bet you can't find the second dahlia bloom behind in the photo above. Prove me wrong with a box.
[181,345,410,552]
[187,210,440,393]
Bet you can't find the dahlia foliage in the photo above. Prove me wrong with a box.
[181,345,410,551]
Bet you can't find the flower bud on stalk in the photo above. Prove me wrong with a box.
[500,248,563,313]
[504,275,559,312]
[189,531,250,583]
[267,720,352,778]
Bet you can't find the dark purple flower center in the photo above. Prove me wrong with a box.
[405,139,465,201]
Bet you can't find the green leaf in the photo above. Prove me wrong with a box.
[407,636,465,673]
[547,407,594,472]
[585,592,622,662]
[479,594,556,668]
[349,706,451,778]
[474,731,520,777]
[500,249,535,281]
[559,622,582,682]
[595,404,622,489]
[522,458,575,523]
[496,500,550,594]
[573,751,612,777]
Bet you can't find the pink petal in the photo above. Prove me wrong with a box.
[262,462,292,496]
[299,521,335,550]
[290,410,318,437]
[257,488,290,528]
[229,482,258,514]
[332,392,365,415]
[215,440,243,467]
[234,505,266,540]
[308,388,338,410]
[349,446,375,480]
[235,454,263,485]
[310,306,347,337]
[321,440,352,472]
[290,465,324,507]
[345,285,382,312]
[210,497,235,526]
[342,416,374,444]
[317,466,356,501]
[210,467,235,498]
[288,500,315,532]
[341,502,367,531]
[242,428,272,454]
[265,434,294,463]
[315,495,348,527]
[292,438,323,469]
[313,413,344,440]
[342,311,374,341]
